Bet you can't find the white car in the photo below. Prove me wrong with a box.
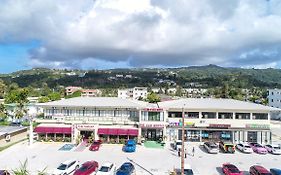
[53,159,79,175]
[174,140,182,151]
[96,162,116,175]
[236,143,253,153]
[264,144,281,155]
[175,164,194,175]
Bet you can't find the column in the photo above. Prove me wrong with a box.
[198,112,202,119]
[216,112,219,119]
[199,130,202,142]
[233,112,235,120]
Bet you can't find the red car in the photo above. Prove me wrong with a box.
[249,165,272,175]
[73,161,99,175]
[89,140,102,151]
[222,163,243,175]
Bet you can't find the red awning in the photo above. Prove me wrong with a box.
[128,129,138,136]
[97,128,108,135]
[34,126,71,134]
[118,129,128,136]
[108,128,118,135]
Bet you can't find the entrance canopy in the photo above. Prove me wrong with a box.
[34,126,71,134]
[97,128,138,136]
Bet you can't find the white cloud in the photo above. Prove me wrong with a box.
[1,0,281,69]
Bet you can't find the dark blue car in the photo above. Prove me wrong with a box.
[271,168,281,175]
[123,139,136,152]
[116,162,135,175]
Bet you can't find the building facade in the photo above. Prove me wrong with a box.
[118,87,148,100]
[35,97,276,144]
[268,89,281,108]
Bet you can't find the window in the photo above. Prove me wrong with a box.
[218,113,233,119]
[272,99,274,102]
[235,113,250,120]
[202,112,216,119]
[141,111,163,121]
[272,92,274,95]
[168,112,182,118]
[185,112,199,118]
[252,113,268,120]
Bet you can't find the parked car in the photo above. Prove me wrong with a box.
[203,142,219,154]
[249,143,268,154]
[89,140,102,151]
[123,139,136,152]
[53,159,80,175]
[73,161,99,175]
[219,141,235,153]
[183,164,194,175]
[0,170,10,175]
[249,165,272,175]
[270,168,281,175]
[173,140,182,151]
[264,144,281,155]
[222,163,243,175]
[236,143,253,154]
[96,162,116,175]
[116,162,136,175]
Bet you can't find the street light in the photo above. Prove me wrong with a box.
[28,107,37,146]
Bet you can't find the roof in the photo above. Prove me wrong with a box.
[37,97,148,109]
[158,98,279,112]
[0,126,27,136]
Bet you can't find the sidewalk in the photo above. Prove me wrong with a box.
[0,132,27,148]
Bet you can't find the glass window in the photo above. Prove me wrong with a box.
[235,113,250,120]
[218,113,233,119]
[168,112,182,118]
[202,112,216,119]
[252,113,268,120]
[185,112,199,118]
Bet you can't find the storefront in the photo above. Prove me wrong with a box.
[97,128,139,143]
[34,124,72,142]
[140,123,165,141]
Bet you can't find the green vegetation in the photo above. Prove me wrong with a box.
[65,90,82,99]
[146,92,161,103]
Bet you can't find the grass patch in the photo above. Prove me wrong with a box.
[0,139,27,152]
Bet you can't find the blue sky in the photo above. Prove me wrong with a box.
[1,0,281,73]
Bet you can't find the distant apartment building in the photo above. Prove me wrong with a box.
[267,89,281,108]
[65,86,100,97]
[118,87,148,100]
[65,86,83,96]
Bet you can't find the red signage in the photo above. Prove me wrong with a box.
[208,124,231,128]
[143,108,163,112]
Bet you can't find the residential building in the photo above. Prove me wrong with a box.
[65,86,83,96]
[35,97,277,144]
[267,89,281,120]
[118,87,148,100]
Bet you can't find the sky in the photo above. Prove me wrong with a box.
[1,0,281,73]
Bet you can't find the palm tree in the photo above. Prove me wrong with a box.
[12,159,30,175]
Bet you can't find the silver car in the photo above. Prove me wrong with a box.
[236,143,253,153]
[203,142,219,154]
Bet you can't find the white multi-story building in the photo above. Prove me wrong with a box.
[35,97,278,144]
[118,87,147,100]
[268,89,281,108]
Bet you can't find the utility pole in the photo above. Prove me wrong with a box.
[181,105,185,175]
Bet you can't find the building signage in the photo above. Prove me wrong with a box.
[143,108,163,112]
[76,124,95,130]
[245,124,270,129]
[140,123,165,128]
[168,121,195,127]
[208,124,231,128]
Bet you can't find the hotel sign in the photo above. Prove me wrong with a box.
[76,124,95,130]
[140,123,165,128]
[245,124,270,129]
[208,124,231,129]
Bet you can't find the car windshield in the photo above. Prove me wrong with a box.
[127,144,134,147]
[255,144,262,147]
[273,146,281,149]
[184,169,194,175]
[244,145,251,148]
[177,142,182,145]
[226,165,240,173]
[78,165,90,172]
[99,166,109,172]
[57,164,67,170]
[93,141,100,144]
[261,173,272,175]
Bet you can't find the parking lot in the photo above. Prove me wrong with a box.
[0,139,281,175]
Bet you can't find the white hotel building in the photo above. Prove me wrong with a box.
[35,97,277,144]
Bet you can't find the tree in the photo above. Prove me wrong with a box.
[65,90,82,99]
[0,79,6,99]
[146,92,160,103]
[38,96,50,103]
[5,88,29,119]
[175,86,183,97]
[47,92,61,101]
[0,103,7,119]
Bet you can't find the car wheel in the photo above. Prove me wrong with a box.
[76,165,79,170]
